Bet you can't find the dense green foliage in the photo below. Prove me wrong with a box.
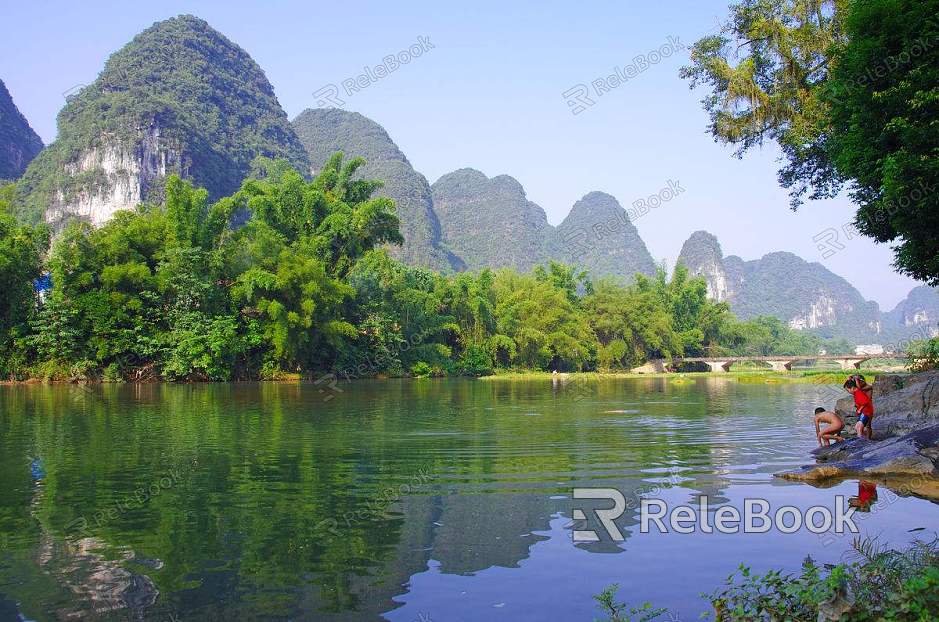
[12,14,309,225]
[593,584,665,622]
[0,183,48,378]
[5,156,400,380]
[707,538,939,621]
[908,337,939,372]
[680,0,846,206]
[682,0,939,283]
[595,538,939,621]
[0,158,852,381]
[0,79,43,181]
[825,0,939,283]
[292,108,461,272]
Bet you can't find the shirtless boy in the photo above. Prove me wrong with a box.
[814,407,844,447]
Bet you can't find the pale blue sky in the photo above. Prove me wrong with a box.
[0,0,921,309]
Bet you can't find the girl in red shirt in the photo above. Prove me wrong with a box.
[844,378,874,439]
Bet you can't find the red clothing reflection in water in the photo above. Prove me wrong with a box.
[850,480,878,512]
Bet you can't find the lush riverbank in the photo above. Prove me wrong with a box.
[0,367,907,386]
[2,164,862,384]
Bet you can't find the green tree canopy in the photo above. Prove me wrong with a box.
[0,183,48,377]
[682,0,939,283]
[825,0,939,282]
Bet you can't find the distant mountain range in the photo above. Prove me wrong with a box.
[4,14,936,346]
[430,167,558,273]
[291,107,658,279]
[677,231,939,345]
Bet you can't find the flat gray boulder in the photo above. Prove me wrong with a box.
[777,425,939,481]
[834,370,939,438]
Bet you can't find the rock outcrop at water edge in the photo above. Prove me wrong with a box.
[776,370,939,497]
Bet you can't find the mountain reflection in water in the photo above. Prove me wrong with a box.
[1,378,936,621]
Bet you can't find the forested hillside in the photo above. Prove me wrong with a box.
[0,79,43,181]
[0,158,854,381]
[292,108,461,271]
[12,15,308,228]
[675,230,926,344]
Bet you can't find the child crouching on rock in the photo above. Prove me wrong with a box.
[814,407,844,446]
[844,378,874,439]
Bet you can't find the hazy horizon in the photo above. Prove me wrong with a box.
[0,0,924,309]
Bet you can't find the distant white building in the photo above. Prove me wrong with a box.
[855,344,885,356]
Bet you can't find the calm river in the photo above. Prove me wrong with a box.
[1,378,937,620]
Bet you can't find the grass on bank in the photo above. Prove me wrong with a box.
[594,537,939,621]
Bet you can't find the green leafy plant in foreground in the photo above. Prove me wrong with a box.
[594,538,939,622]
[908,338,939,373]
[707,538,939,621]
[593,584,667,622]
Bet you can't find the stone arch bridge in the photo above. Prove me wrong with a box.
[631,354,907,374]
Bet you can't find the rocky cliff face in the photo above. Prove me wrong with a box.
[0,79,43,181]
[431,168,557,273]
[556,191,656,280]
[43,123,186,227]
[677,231,736,301]
[14,15,308,228]
[884,286,939,342]
[291,108,462,272]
